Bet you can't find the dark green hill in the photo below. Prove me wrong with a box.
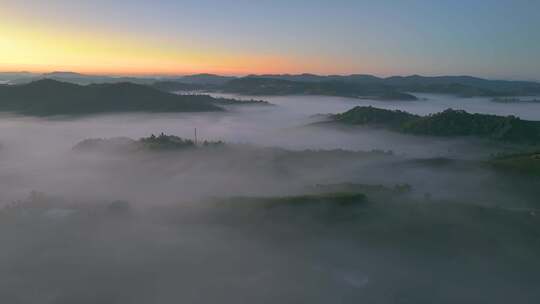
[331,106,540,144]
[0,79,224,115]
[489,152,540,177]
[73,133,225,153]
[333,106,419,128]
[401,109,540,142]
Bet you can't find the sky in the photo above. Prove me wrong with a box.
[0,0,539,80]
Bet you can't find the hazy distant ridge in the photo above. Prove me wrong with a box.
[3,71,540,98]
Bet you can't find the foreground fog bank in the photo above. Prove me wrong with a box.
[1,191,539,304]
[0,118,536,207]
[0,133,537,208]
[0,94,539,303]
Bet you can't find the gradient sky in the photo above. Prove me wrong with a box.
[1,0,539,80]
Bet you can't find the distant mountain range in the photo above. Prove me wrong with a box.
[219,77,420,100]
[13,71,157,86]
[2,71,540,99]
[172,73,236,85]
[229,74,540,98]
[0,72,234,86]
[0,72,36,82]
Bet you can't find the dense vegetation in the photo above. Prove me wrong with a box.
[332,106,419,128]
[489,151,540,177]
[139,133,197,150]
[0,79,226,115]
[332,106,540,144]
[74,133,225,152]
[401,110,540,142]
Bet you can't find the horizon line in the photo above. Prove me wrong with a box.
[1,70,539,83]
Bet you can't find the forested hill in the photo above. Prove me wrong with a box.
[0,79,225,115]
[331,106,540,144]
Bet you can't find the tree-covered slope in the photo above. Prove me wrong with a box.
[489,152,540,177]
[333,106,420,128]
[331,106,540,144]
[73,133,225,153]
[0,79,224,115]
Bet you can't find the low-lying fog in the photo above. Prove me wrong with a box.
[1,93,537,202]
[3,93,536,155]
[0,94,530,201]
[1,94,539,303]
[212,92,540,119]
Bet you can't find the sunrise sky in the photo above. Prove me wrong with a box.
[1,0,539,80]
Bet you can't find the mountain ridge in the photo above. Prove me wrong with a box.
[3,71,540,97]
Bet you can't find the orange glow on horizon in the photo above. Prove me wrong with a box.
[0,13,372,76]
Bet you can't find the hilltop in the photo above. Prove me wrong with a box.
[0,79,230,115]
[73,133,228,153]
[330,106,540,144]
